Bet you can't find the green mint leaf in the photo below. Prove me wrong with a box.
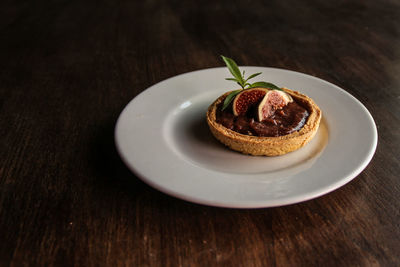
[222,89,242,111]
[250,81,282,91]
[245,72,262,82]
[221,55,244,86]
[225,78,238,81]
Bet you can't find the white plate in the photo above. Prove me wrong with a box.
[115,67,377,208]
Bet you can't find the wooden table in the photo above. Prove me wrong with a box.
[1,0,399,266]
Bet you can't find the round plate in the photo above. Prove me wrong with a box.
[115,67,377,208]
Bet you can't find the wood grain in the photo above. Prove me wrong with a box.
[1,0,399,266]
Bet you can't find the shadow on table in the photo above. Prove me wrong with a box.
[88,116,186,205]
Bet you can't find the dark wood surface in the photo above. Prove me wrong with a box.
[1,0,399,266]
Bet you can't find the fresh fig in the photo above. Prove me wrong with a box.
[232,88,269,116]
[257,90,293,121]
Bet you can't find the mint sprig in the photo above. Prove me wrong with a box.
[220,55,282,111]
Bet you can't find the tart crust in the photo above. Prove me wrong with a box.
[206,87,322,156]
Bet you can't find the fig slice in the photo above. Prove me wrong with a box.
[232,88,269,116]
[257,90,293,121]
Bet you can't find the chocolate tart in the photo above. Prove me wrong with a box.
[206,87,322,156]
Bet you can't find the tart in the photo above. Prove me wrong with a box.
[206,87,321,156]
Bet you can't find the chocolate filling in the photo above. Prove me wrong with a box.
[216,101,309,137]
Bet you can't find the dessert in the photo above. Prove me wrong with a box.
[206,56,321,156]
